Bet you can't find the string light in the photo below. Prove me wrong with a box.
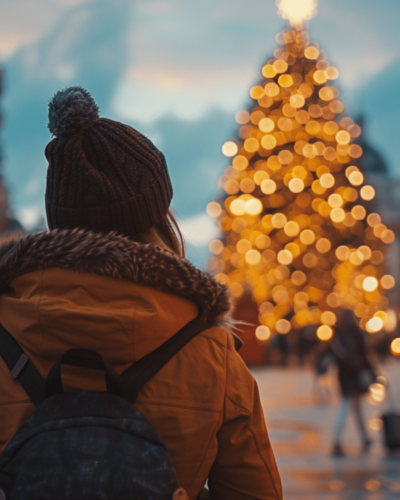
[208,17,394,341]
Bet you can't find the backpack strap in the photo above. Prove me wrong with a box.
[0,317,210,407]
[121,317,210,403]
[0,323,46,406]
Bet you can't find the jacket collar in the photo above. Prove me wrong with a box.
[0,229,234,330]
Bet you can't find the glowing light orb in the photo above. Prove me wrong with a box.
[321,311,336,326]
[317,325,333,341]
[256,326,271,341]
[381,275,395,290]
[259,118,275,133]
[363,277,378,292]
[300,230,315,245]
[360,185,375,201]
[391,338,400,356]
[261,135,277,150]
[206,202,222,218]
[222,141,238,157]
[276,319,291,334]
[245,198,263,215]
[289,178,305,193]
[290,94,305,108]
[245,249,261,265]
[367,317,383,333]
[261,179,277,194]
[235,110,250,124]
[278,250,293,265]
[276,0,318,27]
[320,173,335,189]
[208,240,223,255]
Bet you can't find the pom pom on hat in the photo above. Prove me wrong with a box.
[48,86,100,138]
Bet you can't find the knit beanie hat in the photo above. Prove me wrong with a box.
[45,86,173,237]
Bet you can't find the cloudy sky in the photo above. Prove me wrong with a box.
[1,0,400,266]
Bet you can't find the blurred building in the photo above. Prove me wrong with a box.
[355,117,400,323]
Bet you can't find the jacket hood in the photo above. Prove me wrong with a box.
[0,229,234,329]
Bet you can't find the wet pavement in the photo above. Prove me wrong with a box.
[251,361,400,499]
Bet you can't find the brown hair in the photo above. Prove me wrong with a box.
[137,209,186,258]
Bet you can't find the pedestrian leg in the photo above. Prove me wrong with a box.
[332,397,350,456]
[350,395,371,450]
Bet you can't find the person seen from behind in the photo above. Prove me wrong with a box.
[0,87,282,499]
[330,309,375,456]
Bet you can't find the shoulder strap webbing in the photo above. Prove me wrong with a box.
[0,317,210,407]
[0,324,46,407]
[121,317,210,403]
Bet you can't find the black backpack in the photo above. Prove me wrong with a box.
[0,317,209,500]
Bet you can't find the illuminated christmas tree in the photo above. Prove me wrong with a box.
[207,0,395,343]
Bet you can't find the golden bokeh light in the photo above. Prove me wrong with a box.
[222,141,238,157]
[290,94,305,108]
[278,249,293,265]
[300,229,315,245]
[276,319,291,334]
[367,317,384,333]
[250,85,265,100]
[284,221,300,237]
[336,246,350,261]
[244,138,259,153]
[291,270,307,286]
[349,171,364,186]
[288,178,305,193]
[236,239,252,254]
[259,117,275,133]
[254,171,269,185]
[391,338,400,356]
[232,155,248,171]
[363,276,378,292]
[360,185,375,201]
[321,311,336,326]
[240,178,255,193]
[317,325,333,341]
[261,179,277,194]
[209,240,224,255]
[246,249,261,265]
[328,194,343,208]
[381,275,395,290]
[330,208,345,223]
[206,202,222,218]
[261,135,277,150]
[325,66,339,79]
[320,173,335,189]
[210,25,393,342]
[305,46,319,59]
[272,213,287,228]
[273,59,288,73]
[230,199,246,216]
[256,326,271,341]
[316,238,331,253]
[367,213,381,227]
[235,110,250,125]
[245,198,263,215]
[262,64,277,78]
[265,82,280,97]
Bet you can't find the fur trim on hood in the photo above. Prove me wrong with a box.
[0,229,235,332]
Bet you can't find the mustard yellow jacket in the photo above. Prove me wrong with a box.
[0,229,282,500]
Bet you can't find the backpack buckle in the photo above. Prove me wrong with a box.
[9,353,29,380]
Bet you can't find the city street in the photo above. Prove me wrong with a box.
[252,362,400,499]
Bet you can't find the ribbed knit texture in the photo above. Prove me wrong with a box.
[45,117,173,236]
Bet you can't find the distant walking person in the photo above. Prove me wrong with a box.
[330,309,374,456]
